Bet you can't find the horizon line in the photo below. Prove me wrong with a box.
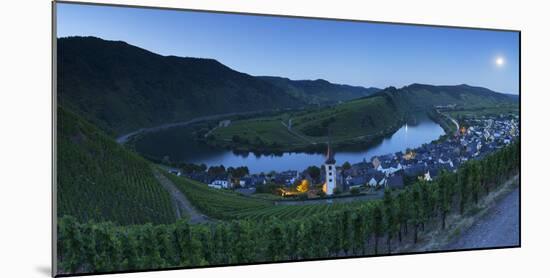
[57,35,519,95]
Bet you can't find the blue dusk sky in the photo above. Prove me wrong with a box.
[56,3,520,94]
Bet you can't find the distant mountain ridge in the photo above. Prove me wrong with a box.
[258,76,380,105]
[368,83,517,112]
[57,36,516,137]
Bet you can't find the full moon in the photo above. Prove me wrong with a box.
[495,56,505,67]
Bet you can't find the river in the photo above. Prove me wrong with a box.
[134,113,445,174]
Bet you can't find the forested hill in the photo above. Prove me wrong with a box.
[370,83,518,112]
[258,76,380,105]
[57,36,305,136]
[57,106,177,225]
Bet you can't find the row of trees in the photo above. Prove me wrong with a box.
[57,141,519,275]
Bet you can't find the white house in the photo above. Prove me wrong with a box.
[376,163,403,175]
[208,179,229,189]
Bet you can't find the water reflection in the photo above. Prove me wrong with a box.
[135,113,444,173]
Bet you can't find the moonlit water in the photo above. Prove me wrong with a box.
[137,113,445,174]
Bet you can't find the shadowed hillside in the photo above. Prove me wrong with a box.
[57,106,177,225]
[57,36,304,136]
[375,83,517,111]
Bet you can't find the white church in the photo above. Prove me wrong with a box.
[324,143,338,195]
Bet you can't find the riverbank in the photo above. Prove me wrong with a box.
[200,95,411,154]
[427,109,459,135]
[203,118,406,154]
[116,109,277,144]
[130,112,447,174]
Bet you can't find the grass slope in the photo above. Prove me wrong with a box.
[57,107,176,225]
[209,94,406,151]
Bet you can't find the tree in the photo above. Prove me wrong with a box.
[481,159,491,195]
[342,161,352,171]
[58,216,85,273]
[156,224,177,266]
[207,165,226,176]
[211,223,228,264]
[396,192,409,241]
[174,220,203,266]
[470,163,482,204]
[419,181,433,231]
[266,220,286,261]
[383,189,397,253]
[458,166,469,215]
[340,210,353,255]
[372,205,383,255]
[306,166,321,183]
[351,211,366,255]
[436,177,450,230]
[232,220,256,263]
[411,184,422,244]
[228,166,249,178]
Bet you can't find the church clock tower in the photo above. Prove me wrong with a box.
[324,143,337,195]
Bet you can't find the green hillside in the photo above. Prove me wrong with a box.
[57,36,304,136]
[208,94,407,152]
[165,174,273,219]
[57,107,176,225]
[259,76,380,105]
[207,84,517,152]
[388,83,517,109]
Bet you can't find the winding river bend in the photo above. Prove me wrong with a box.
[134,113,445,174]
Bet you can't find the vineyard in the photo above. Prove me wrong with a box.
[165,174,273,219]
[166,173,373,221]
[57,141,520,275]
[57,107,177,225]
[232,201,370,221]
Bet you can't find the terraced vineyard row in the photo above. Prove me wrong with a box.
[233,201,370,221]
[165,174,273,219]
[165,170,376,221]
[57,107,177,225]
[165,169,377,221]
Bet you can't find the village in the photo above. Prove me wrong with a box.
[168,113,519,198]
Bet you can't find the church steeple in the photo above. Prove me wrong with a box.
[323,141,337,195]
[325,142,336,164]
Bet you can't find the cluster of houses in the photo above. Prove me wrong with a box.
[169,114,519,196]
[338,114,518,191]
